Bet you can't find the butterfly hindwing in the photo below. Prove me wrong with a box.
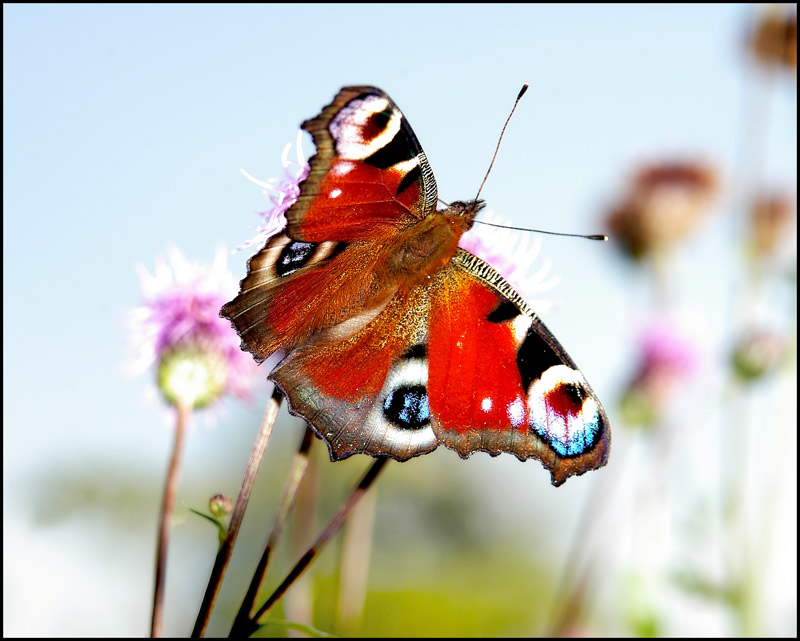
[428,251,610,486]
[269,249,609,485]
[270,283,440,461]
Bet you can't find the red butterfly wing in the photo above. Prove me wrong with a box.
[427,251,610,486]
[222,86,437,361]
[288,86,438,243]
[220,233,386,362]
[270,251,609,485]
[270,283,439,461]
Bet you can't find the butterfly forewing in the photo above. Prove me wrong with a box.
[287,86,438,243]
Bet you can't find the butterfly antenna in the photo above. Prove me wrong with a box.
[474,83,529,202]
[473,218,608,241]
[470,83,607,242]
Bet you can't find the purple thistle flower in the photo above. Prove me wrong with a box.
[236,131,309,252]
[638,321,699,378]
[128,246,260,409]
[619,319,700,427]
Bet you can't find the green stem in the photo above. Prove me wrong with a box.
[150,400,192,637]
[191,387,283,637]
[239,457,389,638]
[229,426,315,636]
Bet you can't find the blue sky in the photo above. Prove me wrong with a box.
[4,4,796,636]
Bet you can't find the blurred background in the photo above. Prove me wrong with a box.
[3,3,796,637]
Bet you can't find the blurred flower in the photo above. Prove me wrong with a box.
[747,192,796,261]
[237,130,309,251]
[619,321,699,428]
[748,5,797,71]
[605,161,718,261]
[459,210,559,312]
[128,246,260,409]
[731,328,789,382]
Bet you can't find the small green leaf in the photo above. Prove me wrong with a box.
[185,504,227,545]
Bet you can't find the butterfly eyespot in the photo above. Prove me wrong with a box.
[527,365,601,457]
[329,95,403,162]
[531,406,601,458]
[382,385,430,430]
[365,107,392,138]
[547,382,584,416]
[276,241,318,277]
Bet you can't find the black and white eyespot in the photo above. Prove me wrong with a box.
[276,241,317,277]
[527,365,601,458]
[364,347,437,451]
[383,385,430,429]
[274,240,347,278]
[329,94,403,161]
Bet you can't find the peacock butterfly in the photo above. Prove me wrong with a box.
[221,86,610,486]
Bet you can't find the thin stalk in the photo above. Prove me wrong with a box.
[191,387,283,637]
[720,6,782,635]
[229,426,315,635]
[151,400,192,637]
[335,481,378,631]
[545,459,615,637]
[238,457,389,638]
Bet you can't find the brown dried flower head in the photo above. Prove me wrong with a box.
[749,192,796,260]
[749,5,797,70]
[606,161,718,261]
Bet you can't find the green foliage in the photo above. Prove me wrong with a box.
[317,548,552,637]
[256,619,336,638]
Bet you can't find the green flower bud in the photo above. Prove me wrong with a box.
[156,344,228,409]
[209,494,233,519]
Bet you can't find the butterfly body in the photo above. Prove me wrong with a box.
[222,86,610,486]
[386,199,484,289]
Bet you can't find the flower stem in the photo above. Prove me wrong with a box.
[545,462,615,636]
[191,387,283,637]
[151,400,192,638]
[229,426,315,636]
[336,479,378,631]
[239,457,389,638]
